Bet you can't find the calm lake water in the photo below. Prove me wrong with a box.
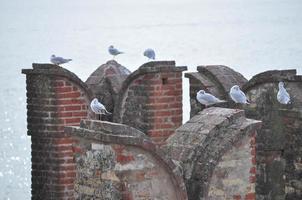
[1,0,302,198]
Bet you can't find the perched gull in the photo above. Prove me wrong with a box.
[196,90,224,107]
[108,45,124,59]
[50,55,72,65]
[143,48,155,60]
[277,81,291,104]
[229,85,250,104]
[90,98,111,115]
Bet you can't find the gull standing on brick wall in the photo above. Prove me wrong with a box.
[196,90,225,107]
[50,55,72,65]
[229,85,250,104]
[277,81,291,104]
[108,45,124,59]
[143,48,155,60]
[90,98,111,116]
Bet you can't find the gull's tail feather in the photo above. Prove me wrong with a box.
[104,109,112,115]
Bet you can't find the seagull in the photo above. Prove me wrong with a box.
[90,98,111,116]
[50,55,72,65]
[229,85,250,104]
[108,45,124,59]
[277,82,291,104]
[143,48,155,60]
[196,90,224,107]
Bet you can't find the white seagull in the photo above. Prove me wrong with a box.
[229,85,250,104]
[196,90,224,107]
[143,48,155,60]
[90,98,111,115]
[50,55,72,65]
[277,82,291,104]
[108,45,124,59]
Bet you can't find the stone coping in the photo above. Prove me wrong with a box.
[65,119,188,199]
[22,63,93,99]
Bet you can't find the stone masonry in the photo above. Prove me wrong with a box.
[22,64,92,199]
[186,67,302,200]
[65,119,187,200]
[22,60,301,200]
[113,61,187,146]
[86,60,131,121]
[162,107,261,200]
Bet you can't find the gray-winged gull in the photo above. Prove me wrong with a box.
[143,48,155,60]
[277,82,291,104]
[90,98,111,116]
[50,55,72,65]
[108,45,124,59]
[229,85,250,104]
[196,90,224,107]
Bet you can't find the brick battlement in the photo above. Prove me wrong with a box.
[114,61,187,146]
[22,61,302,200]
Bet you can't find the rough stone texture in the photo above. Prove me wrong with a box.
[86,60,131,121]
[186,67,302,200]
[242,70,302,200]
[22,64,92,199]
[185,65,247,117]
[208,134,256,200]
[65,120,188,200]
[114,61,187,145]
[162,107,261,200]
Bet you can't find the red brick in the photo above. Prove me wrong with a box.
[65,118,81,124]
[135,171,145,181]
[72,111,87,117]
[65,105,82,111]
[250,166,256,174]
[57,112,72,118]
[116,155,135,164]
[251,148,256,156]
[156,97,175,103]
[54,138,74,145]
[57,99,84,105]
[164,90,182,96]
[65,81,72,86]
[251,157,256,165]
[157,110,172,117]
[249,175,256,183]
[55,87,72,93]
[233,195,241,200]
[245,193,255,200]
[72,146,83,154]
[57,92,81,99]
[53,81,64,87]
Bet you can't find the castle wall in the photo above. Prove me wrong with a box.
[85,60,130,121]
[22,64,92,199]
[114,61,187,145]
[65,120,188,200]
[185,65,247,117]
[186,67,302,200]
[208,134,256,200]
[243,70,302,200]
[162,107,261,200]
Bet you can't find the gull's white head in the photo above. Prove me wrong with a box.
[92,98,98,103]
[278,81,285,89]
[198,90,205,95]
[232,85,240,91]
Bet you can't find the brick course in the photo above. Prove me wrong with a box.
[22,64,92,199]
